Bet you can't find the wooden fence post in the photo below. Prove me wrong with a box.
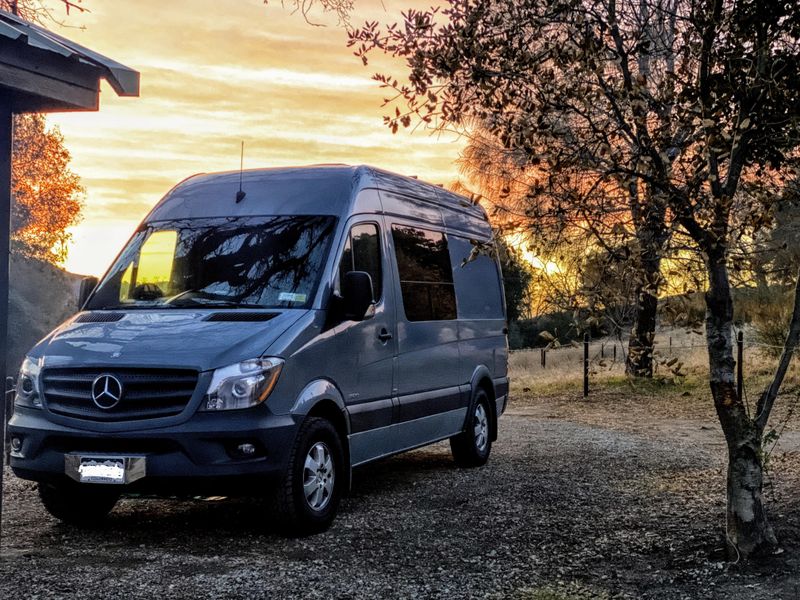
[583,332,590,398]
[737,330,744,401]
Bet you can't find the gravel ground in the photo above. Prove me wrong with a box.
[1,404,799,599]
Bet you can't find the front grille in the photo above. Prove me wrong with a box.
[41,367,199,422]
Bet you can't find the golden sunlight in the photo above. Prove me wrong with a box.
[504,233,561,275]
[41,0,462,275]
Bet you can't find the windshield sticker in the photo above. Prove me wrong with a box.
[278,292,307,303]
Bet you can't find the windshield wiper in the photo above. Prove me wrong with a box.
[163,297,266,309]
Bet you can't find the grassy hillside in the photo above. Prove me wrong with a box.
[8,255,82,374]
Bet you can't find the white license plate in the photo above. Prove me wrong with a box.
[65,455,147,485]
[78,458,126,484]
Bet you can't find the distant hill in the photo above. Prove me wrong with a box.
[8,255,82,374]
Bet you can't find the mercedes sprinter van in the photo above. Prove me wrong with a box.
[8,165,509,534]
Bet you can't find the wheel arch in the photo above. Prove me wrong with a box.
[290,379,352,487]
[468,365,498,442]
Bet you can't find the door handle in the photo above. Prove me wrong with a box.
[378,328,393,342]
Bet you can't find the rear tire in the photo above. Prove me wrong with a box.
[450,389,493,467]
[271,417,344,536]
[38,481,120,526]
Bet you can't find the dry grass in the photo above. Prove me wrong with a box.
[509,329,711,394]
[509,327,800,434]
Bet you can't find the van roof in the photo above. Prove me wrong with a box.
[145,164,488,226]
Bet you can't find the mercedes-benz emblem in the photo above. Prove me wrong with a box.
[91,374,124,409]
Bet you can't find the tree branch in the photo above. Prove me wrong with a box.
[755,264,800,431]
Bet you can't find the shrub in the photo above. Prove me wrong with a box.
[752,288,793,357]
[508,312,605,350]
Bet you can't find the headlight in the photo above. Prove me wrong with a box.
[200,358,284,411]
[15,356,42,409]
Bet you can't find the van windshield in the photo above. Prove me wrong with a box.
[87,215,337,310]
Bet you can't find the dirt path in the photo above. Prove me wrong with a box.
[1,409,799,599]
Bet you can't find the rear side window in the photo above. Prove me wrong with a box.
[448,236,504,319]
[391,225,456,321]
[339,223,382,301]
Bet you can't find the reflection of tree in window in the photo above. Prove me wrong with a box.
[339,223,382,301]
[88,215,337,310]
[174,217,336,305]
[391,226,456,321]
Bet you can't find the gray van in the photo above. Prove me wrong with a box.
[8,165,509,534]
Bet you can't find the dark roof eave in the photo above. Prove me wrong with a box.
[0,9,139,98]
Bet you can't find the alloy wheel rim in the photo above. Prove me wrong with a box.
[303,441,335,511]
[474,403,488,452]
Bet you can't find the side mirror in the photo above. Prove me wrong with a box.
[342,271,374,321]
[78,276,99,308]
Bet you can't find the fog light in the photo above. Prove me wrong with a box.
[236,443,256,456]
[10,436,22,452]
[20,376,34,394]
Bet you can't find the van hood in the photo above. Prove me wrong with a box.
[27,309,307,372]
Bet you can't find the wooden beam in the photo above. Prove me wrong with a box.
[0,61,98,111]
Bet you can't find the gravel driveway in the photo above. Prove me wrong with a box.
[1,410,799,599]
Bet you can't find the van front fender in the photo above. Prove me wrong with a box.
[290,379,351,436]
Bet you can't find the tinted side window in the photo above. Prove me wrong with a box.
[338,223,382,301]
[449,236,504,319]
[391,225,456,321]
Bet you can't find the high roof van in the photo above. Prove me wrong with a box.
[8,165,509,534]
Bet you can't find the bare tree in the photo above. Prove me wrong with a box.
[0,0,86,23]
[263,0,353,26]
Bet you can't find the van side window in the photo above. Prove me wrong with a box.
[448,236,504,319]
[338,223,382,301]
[391,225,456,321]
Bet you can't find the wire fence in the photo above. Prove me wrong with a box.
[510,330,798,400]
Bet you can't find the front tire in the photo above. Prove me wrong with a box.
[38,481,120,526]
[271,417,344,536]
[450,390,493,467]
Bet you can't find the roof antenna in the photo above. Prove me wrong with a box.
[235,141,246,203]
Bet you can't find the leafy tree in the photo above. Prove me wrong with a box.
[12,114,83,264]
[351,0,800,559]
[0,2,88,266]
[762,177,800,285]
[496,238,533,322]
[581,243,639,337]
[351,0,693,378]
[460,126,670,377]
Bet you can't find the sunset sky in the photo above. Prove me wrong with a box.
[40,0,463,276]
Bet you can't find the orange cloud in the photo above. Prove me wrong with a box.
[42,0,462,275]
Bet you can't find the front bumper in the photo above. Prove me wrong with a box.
[8,406,299,495]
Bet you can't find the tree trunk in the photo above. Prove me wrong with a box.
[626,255,660,377]
[625,187,668,379]
[705,249,778,558]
